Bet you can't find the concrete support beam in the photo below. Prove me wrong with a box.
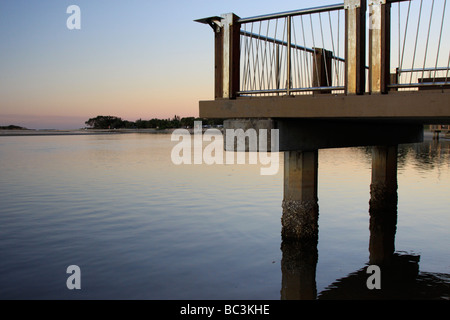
[282,150,319,240]
[277,119,423,152]
[369,145,398,265]
[223,118,275,151]
[222,118,423,152]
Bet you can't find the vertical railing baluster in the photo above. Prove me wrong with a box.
[287,16,292,95]
[300,15,311,88]
[433,0,447,83]
[409,0,423,85]
[276,44,280,93]
[421,0,435,82]
[446,52,450,84]
[201,3,351,96]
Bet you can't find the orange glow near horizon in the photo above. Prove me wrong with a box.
[7,0,445,129]
[1,62,215,128]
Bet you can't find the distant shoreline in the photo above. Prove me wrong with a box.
[0,128,180,136]
[0,128,447,141]
[0,127,223,136]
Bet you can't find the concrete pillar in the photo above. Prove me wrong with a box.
[369,145,398,265]
[280,240,318,300]
[281,150,319,240]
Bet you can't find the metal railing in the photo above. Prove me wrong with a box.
[237,4,346,96]
[196,0,450,98]
[389,0,450,90]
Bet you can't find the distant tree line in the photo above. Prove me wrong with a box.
[0,125,27,130]
[85,115,223,130]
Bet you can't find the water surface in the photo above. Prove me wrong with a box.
[0,133,448,299]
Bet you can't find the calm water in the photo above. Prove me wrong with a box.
[0,133,448,299]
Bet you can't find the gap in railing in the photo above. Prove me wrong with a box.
[390,0,450,90]
[238,4,346,96]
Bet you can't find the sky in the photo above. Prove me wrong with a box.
[1,0,448,129]
[0,0,338,129]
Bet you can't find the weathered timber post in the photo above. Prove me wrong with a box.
[282,150,319,241]
[369,145,398,265]
[369,0,391,94]
[313,48,333,93]
[221,13,241,99]
[214,18,224,99]
[345,0,366,94]
[389,68,399,92]
[194,16,232,99]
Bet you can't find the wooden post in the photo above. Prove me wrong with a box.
[214,23,224,99]
[194,14,229,99]
[221,13,241,99]
[369,0,391,94]
[345,0,366,95]
[313,48,333,93]
[389,68,398,92]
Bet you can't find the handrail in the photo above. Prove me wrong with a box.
[238,3,344,23]
[240,30,346,62]
[391,0,450,89]
[199,0,450,98]
[238,3,348,96]
[237,86,345,95]
[398,67,450,73]
[389,82,450,88]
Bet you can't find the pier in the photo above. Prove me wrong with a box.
[196,0,450,252]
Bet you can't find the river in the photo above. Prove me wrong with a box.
[0,132,448,299]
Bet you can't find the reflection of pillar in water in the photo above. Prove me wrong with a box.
[281,150,319,241]
[280,239,318,300]
[369,145,398,266]
[281,150,319,299]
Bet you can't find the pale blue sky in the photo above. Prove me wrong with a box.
[1,0,447,129]
[0,0,337,129]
